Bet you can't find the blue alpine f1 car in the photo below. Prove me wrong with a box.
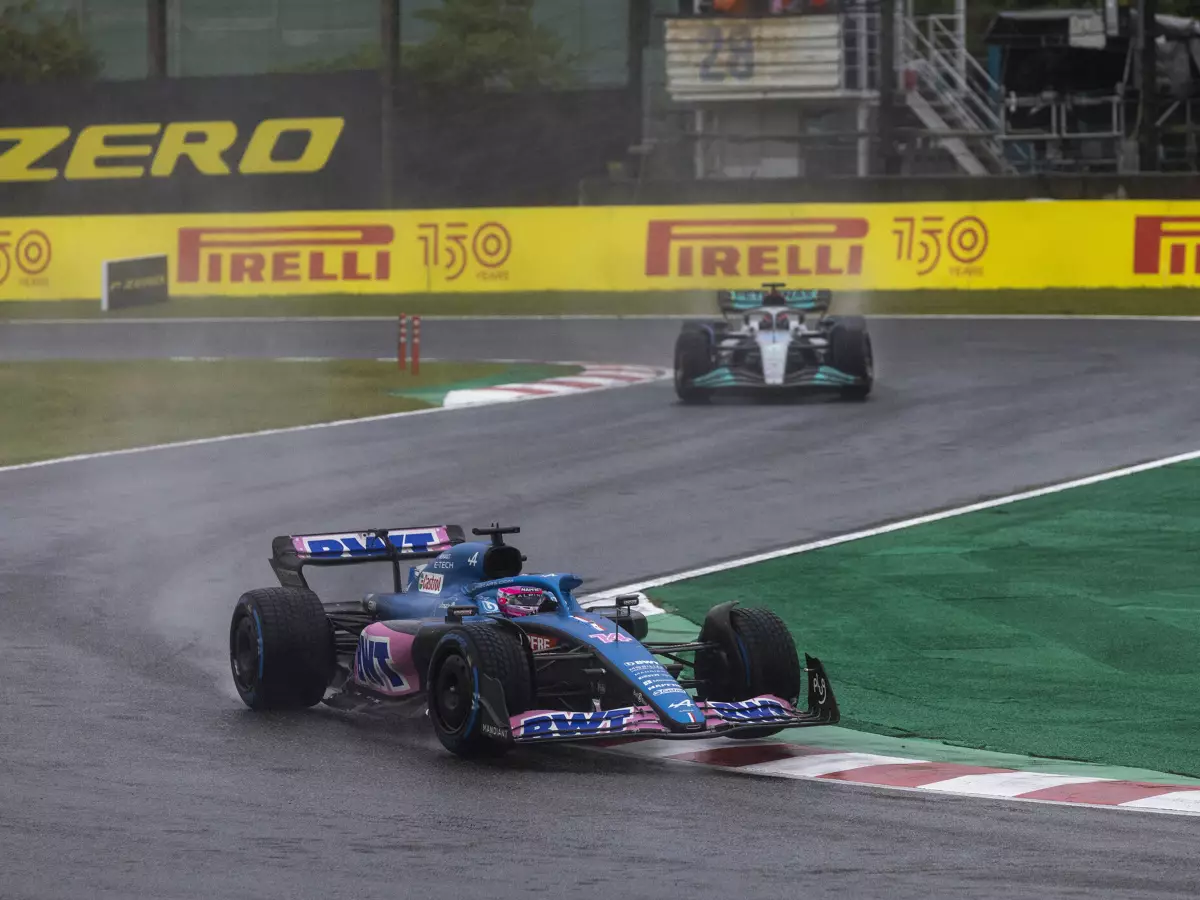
[229,523,839,758]
[674,283,873,403]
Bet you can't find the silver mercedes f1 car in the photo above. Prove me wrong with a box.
[673,283,873,404]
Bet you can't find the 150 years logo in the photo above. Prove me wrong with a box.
[417,221,512,281]
[0,229,51,287]
[892,215,989,276]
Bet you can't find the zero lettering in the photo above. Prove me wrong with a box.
[0,118,343,182]
[0,127,70,182]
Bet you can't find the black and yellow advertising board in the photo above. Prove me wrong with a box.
[0,71,382,215]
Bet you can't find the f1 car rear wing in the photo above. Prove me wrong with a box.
[270,525,465,592]
[718,287,831,313]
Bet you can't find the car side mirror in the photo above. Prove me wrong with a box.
[615,593,641,608]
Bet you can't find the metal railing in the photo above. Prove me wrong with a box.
[899,14,1010,172]
[998,93,1128,173]
[634,127,1006,182]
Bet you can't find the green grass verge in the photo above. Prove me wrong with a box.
[6,288,1200,319]
[0,360,578,466]
[650,459,1200,779]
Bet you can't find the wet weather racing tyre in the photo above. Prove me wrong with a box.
[229,587,335,711]
[427,623,533,758]
[827,315,873,401]
[674,326,715,404]
[697,607,803,740]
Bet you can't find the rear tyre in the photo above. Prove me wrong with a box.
[695,607,803,740]
[229,587,335,711]
[827,315,873,401]
[427,623,533,758]
[674,327,715,404]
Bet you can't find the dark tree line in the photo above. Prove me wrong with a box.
[0,0,100,84]
[1,0,1192,86]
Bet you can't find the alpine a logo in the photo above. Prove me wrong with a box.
[645,217,868,278]
[177,224,393,284]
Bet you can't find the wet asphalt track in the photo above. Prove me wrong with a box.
[4,317,1200,900]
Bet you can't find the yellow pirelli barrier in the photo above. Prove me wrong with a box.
[3,201,1200,301]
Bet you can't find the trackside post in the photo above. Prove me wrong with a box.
[413,315,421,375]
[397,313,407,369]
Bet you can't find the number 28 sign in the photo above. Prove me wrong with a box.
[699,23,755,82]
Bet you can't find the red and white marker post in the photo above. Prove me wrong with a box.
[412,315,421,375]
[397,313,407,370]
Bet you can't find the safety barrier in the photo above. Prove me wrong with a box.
[3,201,1200,301]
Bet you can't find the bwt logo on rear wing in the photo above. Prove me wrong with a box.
[292,527,455,559]
[270,525,464,592]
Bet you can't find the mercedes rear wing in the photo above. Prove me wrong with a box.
[718,287,831,314]
[270,525,465,591]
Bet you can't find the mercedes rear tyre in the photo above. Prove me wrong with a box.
[827,315,873,401]
[427,623,533,758]
[674,328,715,404]
[229,587,335,711]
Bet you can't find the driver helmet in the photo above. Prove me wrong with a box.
[497,586,555,617]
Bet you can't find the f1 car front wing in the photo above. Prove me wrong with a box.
[509,694,832,743]
[689,365,862,390]
[506,654,839,745]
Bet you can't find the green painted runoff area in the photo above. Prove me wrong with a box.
[650,460,1200,779]
[642,613,1200,784]
[6,287,1200,319]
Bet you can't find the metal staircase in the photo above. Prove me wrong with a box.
[899,14,1014,175]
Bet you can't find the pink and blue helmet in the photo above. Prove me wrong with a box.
[496,586,555,617]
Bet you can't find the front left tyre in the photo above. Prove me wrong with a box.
[674,326,716,404]
[229,587,335,711]
[826,315,874,401]
[694,606,803,740]
[427,623,533,758]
